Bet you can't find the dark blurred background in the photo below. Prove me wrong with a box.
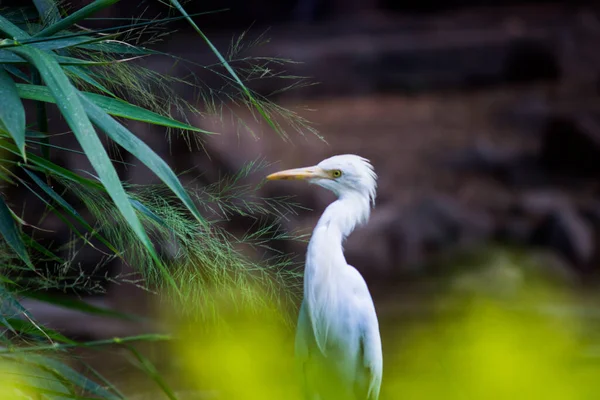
[15,0,600,343]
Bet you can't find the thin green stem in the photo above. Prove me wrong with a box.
[0,334,172,354]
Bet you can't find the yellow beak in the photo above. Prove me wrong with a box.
[266,166,329,181]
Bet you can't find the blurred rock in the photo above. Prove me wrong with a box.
[346,194,494,275]
[516,190,571,216]
[443,140,546,187]
[530,203,595,268]
[540,114,600,180]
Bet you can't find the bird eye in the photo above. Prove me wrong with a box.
[331,170,342,178]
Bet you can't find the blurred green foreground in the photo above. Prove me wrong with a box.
[3,251,600,400]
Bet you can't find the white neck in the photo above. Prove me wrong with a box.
[305,192,371,288]
[314,192,371,239]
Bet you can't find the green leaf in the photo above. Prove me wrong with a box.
[56,55,133,66]
[0,68,26,160]
[0,285,19,333]
[23,232,62,262]
[0,14,30,40]
[63,41,155,55]
[0,354,72,395]
[0,196,33,269]
[31,354,120,399]
[8,46,154,255]
[0,333,171,354]
[18,168,122,258]
[5,317,76,344]
[3,64,32,82]
[125,345,178,400]
[0,141,103,190]
[22,291,141,322]
[16,83,214,133]
[80,94,207,225]
[35,0,121,38]
[0,141,104,190]
[130,198,170,229]
[22,169,81,217]
[64,65,115,97]
[33,0,62,26]
[31,34,108,51]
[0,50,24,63]
[4,353,120,399]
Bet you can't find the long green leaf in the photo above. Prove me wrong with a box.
[22,169,81,217]
[80,94,206,225]
[0,333,171,354]
[0,284,19,333]
[35,0,121,38]
[0,68,26,160]
[33,0,62,26]
[5,317,76,344]
[13,170,118,258]
[0,50,25,63]
[22,291,141,322]
[0,196,33,269]
[3,64,32,82]
[32,35,107,51]
[0,141,104,189]
[65,65,115,97]
[16,83,213,133]
[125,345,178,400]
[4,353,120,399]
[8,47,155,257]
[0,141,103,190]
[0,14,30,40]
[167,0,283,137]
[77,41,155,55]
[0,354,72,395]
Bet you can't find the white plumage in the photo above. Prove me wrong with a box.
[267,154,383,400]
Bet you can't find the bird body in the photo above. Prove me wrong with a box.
[267,155,383,400]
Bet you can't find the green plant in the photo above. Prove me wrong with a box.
[0,1,315,398]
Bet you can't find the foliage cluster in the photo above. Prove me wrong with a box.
[0,1,312,398]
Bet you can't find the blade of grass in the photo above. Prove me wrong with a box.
[3,64,31,82]
[5,317,76,344]
[31,70,50,161]
[33,0,62,26]
[5,353,120,399]
[0,68,26,160]
[20,167,122,254]
[0,196,34,269]
[0,333,172,354]
[0,14,30,40]
[22,291,142,322]
[125,345,178,400]
[16,83,213,133]
[80,361,128,400]
[0,50,25,63]
[0,142,104,190]
[65,65,115,97]
[22,232,62,262]
[35,0,121,38]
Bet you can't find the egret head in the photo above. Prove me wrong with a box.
[267,154,377,206]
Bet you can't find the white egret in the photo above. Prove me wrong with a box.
[267,154,383,400]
